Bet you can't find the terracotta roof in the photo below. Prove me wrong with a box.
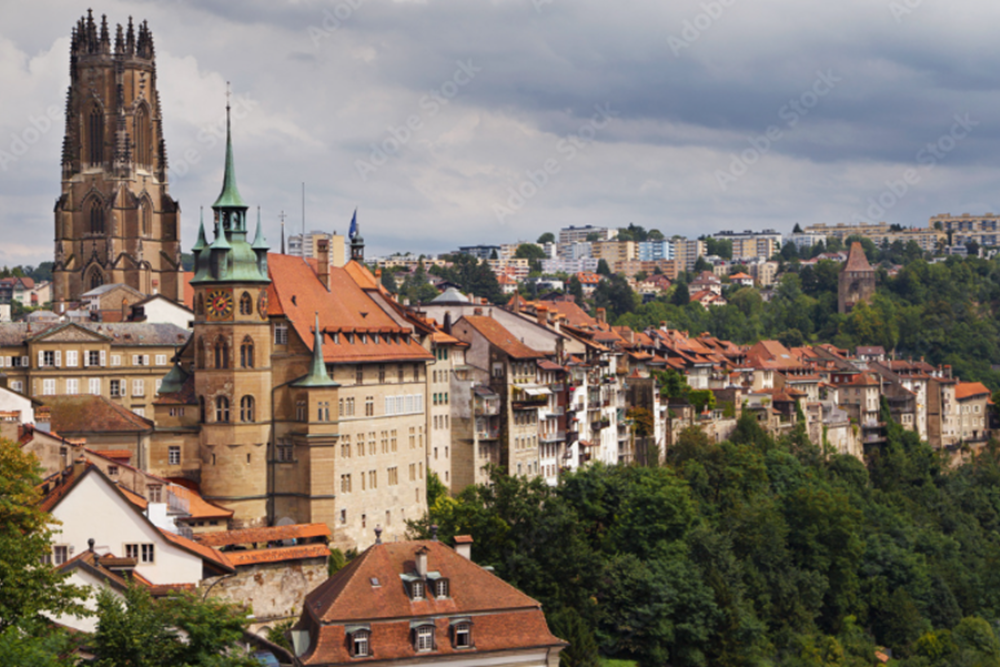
[458,316,544,360]
[169,484,234,520]
[267,253,432,364]
[729,272,752,279]
[197,523,330,548]
[575,272,600,284]
[227,544,330,567]
[843,242,873,273]
[955,382,991,401]
[183,272,195,310]
[90,449,131,461]
[159,529,233,572]
[306,540,543,623]
[45,395,154,434]
[537,360,566,372]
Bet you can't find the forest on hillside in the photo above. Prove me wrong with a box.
[614,255,1000,390]
[411,413,1000,667]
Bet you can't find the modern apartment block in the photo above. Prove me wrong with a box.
[557,225,615,245]
[929,213,1000,247]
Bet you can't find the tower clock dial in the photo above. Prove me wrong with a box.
[206,288,234,319]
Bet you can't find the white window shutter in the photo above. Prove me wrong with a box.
[37,351,43,366]
[132,355,138,365]
[144,355,150,366]
[82,351,88,367]
[21,356,28,367]
[100,350,106,366]
[55,351,61,367]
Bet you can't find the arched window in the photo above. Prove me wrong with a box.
[89,201,104,234]
[240,336,254,369]
[88,106,103,165]
[215,396,230,423]
[89,270,103,290]
[141,201,151,236]
[214,337,229,369]
[240,395,255,422]
[239,291,252,315]
[134,107,150,166]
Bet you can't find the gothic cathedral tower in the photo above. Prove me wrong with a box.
[190,101,272,527]
[53,11,183,311]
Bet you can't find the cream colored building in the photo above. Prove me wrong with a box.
[591,240,636,265]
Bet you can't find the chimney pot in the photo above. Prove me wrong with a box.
[454,535,473,560]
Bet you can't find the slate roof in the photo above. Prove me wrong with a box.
[0,322,190,347]
[45,395,154,434]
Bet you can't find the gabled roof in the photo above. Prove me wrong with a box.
[955,381,991,401]
[457,316,544,360]
[196,523,330,548]
[227,544,330,567]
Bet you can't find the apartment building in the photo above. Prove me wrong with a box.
[673,239,707,272]
[712,229,783,261]
[558,225,615,245]
[287,230,347,264]
[929,213,1000,247]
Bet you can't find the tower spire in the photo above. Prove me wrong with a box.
[212,82,247,210]
[294,313,339,387]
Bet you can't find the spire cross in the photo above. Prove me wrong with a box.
[226,81,231,111]
[278,211,287,224]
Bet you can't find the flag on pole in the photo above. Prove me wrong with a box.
[348,208,358,238]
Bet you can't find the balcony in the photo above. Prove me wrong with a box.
[476,427,500,440]
[549,383,565,392]
[541,431,566,443]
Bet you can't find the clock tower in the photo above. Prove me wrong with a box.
[189,100,272,527]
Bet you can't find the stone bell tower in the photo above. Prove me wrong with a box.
[53,11,183,311]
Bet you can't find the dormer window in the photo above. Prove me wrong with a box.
[450,619,473,649]
[348,628,370,658]
[414,625,435,652]
[410,580,425,600]
[434,578,449,598]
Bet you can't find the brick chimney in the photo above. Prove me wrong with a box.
[454,535,473,560]
[596,307,606,323]
[317,238,331,289]
[536,305,548,327]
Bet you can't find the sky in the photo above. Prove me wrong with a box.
[2,0,1000,266]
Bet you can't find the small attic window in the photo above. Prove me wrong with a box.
[359,333,367,344]
[370,577,380,587]
[332,332,340,344]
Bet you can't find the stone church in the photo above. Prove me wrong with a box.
[53,11,184,311]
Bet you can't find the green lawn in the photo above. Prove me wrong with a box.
[598,659,638,667]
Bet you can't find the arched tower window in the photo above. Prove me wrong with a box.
[240,395,255,423]
[239,291,252,315]
[88,106,103,165]
[215,396,230,423]
[240,336,254,369]
[89,201,104,234]
[141,200,152,236]
[214,336,229,369]
[89,269,103,290]
[134,107,150,166]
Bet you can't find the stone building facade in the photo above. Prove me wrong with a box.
[53,12,183,310]
[838,242,876,314]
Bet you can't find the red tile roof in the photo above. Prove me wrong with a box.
[458,316,544,360]
[844,242,873,273]
[168,484,233,521]
[227,544,330,567]
[955,382,992,401]
[196,523,330,548]
[45,395,154,434]
[267,254,432,364]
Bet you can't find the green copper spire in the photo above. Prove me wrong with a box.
[294,313,339,388]
[212,87,248,210]
[251,207,269,250]
[192,208,207,252]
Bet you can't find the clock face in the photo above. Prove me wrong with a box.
[206,289,234,319]
[257,290,269,320]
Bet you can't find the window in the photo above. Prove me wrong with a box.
[133,354,149,366]
[89,378,101,395]
[318,401,330,422]
[340,509,347,524]
[240,336,254,368]
[356,366,364,384]
[10,381,22,393]
[274,322,288,346]
[132,408,145,418]
[132,379,144,397]
[168,446,180,465]
[155,354,167,366]
[341,474,351,493]
[388,467,398,485]
[66,378,78,394]
[239,291,253,315]
[378,364,386,383]
[135,107,150,166]
[351,630,370,658]
[215,396,230,423]
[365,396,374,417]
[341,435,351,458]
[148,485,162,503]
[53,545,69,566]
[88,106,103,165]
[42,379,55,396]
[411,580,425,600]
[66,350,78,367]
[141,544,155,563]
[415,626,434,651]
[277,442,294,462]
[214,337,229,369]
[296,400,307,421]
[453,623,472,649]
[111,355,121,366]
[42,350,55,367]
[240,395,255,422]
[110,380,122,397]
[169,407,184,417]
[369,470,377,488]
[435,578,449,598]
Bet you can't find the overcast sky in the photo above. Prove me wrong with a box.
[2,0,999,265]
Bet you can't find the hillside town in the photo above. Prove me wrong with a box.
[6,9,1000,667]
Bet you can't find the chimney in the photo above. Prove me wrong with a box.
[317,239,331,289]
[35,406,51,432]
[536,305,548,328]
[415,546,429,576]
[454,535,473,560]
[596,308,606,323]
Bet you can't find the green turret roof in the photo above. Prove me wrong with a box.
[212,102,248,210]
[294,313,339,388]
[251,208,270,251]
[192,211,208,252]
[157,363,189,395]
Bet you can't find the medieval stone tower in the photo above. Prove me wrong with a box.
[53,11,183,311]
[189,102,273,527]
[838,241,876,314]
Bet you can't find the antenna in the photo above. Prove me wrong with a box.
[301,182,306,261]
[279,210,287,255]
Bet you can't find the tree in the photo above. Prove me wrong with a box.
[596,259,612,276]
[569,276,584,303]
[0,439,87,633]
[671,283,690,306]
[593,274,636,320]
[548,607,600,667]
[92,586,258,667]
[380,268,397,293]
[648,229,665,241]
[586,232,601,242]
[793,222,803,233]
[514,244,547,273]
[537,232,555,244]
[693,256,712,273]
